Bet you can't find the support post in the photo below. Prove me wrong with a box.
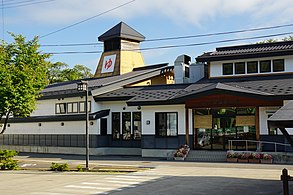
[281,168,289,195]
[185,108,189,146]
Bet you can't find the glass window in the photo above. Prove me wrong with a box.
[247,61,258,73]
[133,112,142,140]
[223,63,233,75]
[112,112,120,140]
[55,103,66,114]
[273,59,284,72]
[100,118,107,136]
[122,112,131,140]
[79,101,91,113]
[235,62,245,74]
[260,60,271,73]
[267,114,278,135]
[155,112,178,136]
[67,102,78,113]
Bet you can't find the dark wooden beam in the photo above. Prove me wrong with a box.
[185,108,189,145]
[279,128,293,148]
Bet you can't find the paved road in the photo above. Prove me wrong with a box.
[1,153,293,195]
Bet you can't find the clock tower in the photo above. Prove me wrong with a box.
[94,22,145,78]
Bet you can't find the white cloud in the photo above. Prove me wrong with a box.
[18,0,293,27]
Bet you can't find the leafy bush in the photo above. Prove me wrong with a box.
[50,162,69,171]
[0,150,18,170]
[76,165,84,172]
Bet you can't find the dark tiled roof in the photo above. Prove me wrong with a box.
[94,84,189,103]
[4,109,110,123]
[197,41,293,62]
[93,74,293,106]
[268,101,293,121]
[40,63,171,99]
[98,22,145,42]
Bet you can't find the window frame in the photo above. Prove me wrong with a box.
[222,63,233,75]
[273,59,284,72]
[55,103,66,114]
[234,62,245,74]
[112,112,120,140]
[79,101,91,113]
[247,61,258,74]
[122,112,131,141]
[100,118,107,136]
[260,60,271,73]
[133,112,142,140]
[155,112,178,137]
[67,102,78,114]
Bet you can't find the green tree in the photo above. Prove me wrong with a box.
[0,34,50,134]
[47,62,68,84]
[257,36,293,44]
[47,63,93,84]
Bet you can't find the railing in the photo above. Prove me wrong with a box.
[228,139,292,152]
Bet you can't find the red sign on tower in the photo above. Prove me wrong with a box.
[101,54,116,73]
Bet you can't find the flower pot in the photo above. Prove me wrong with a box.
[227,158,238,163]
[238,159,249,163]
[174,157,185,161]
[249,159,260,163]
[260,159,273,164]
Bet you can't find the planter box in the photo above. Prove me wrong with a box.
[174,157,185,161]
[249,159,260,163]
[260,159,273,164]
[227,158,238,163]
[238,159,249,163]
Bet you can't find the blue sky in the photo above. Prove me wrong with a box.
[2,0,293,73]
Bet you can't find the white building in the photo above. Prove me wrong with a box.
[1,23,293,157]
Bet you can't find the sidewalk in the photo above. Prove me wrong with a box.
[15,152,293,171]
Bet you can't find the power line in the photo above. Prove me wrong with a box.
[0,0,56,9]
[41,42,102,47]
[0,0,47,7]
[40,0,136,38]
[145,23,293,42]
[46,31,293,55]
[40,22,293,47]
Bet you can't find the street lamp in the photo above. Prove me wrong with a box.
[77,80,89,171]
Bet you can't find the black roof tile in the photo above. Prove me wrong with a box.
[40,64,171,99]
[98,22,145,42]
[197,40,293,62]
[94,74,293,105]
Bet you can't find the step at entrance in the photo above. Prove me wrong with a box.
[185,150,227,162]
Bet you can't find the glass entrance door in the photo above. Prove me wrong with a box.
[212,117,236,150]
[193,107,256,150]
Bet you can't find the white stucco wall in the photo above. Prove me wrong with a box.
[141,104,186,135]
[210,56,293,78]
[32,96,95,116]
[5,120,98,135]
[4,96,103,135]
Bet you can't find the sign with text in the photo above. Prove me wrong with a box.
[101,54,116,73]
[236,115,255,126]
[194,115,212,129]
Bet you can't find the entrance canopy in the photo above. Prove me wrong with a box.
[268,101,293,147]
[268,101,293,129]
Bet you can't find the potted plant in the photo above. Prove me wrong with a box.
[226,151,238,163]
[174,144,190,160]
[248,152,260,163]
[238,153,249,163]
[261,154,273,164]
